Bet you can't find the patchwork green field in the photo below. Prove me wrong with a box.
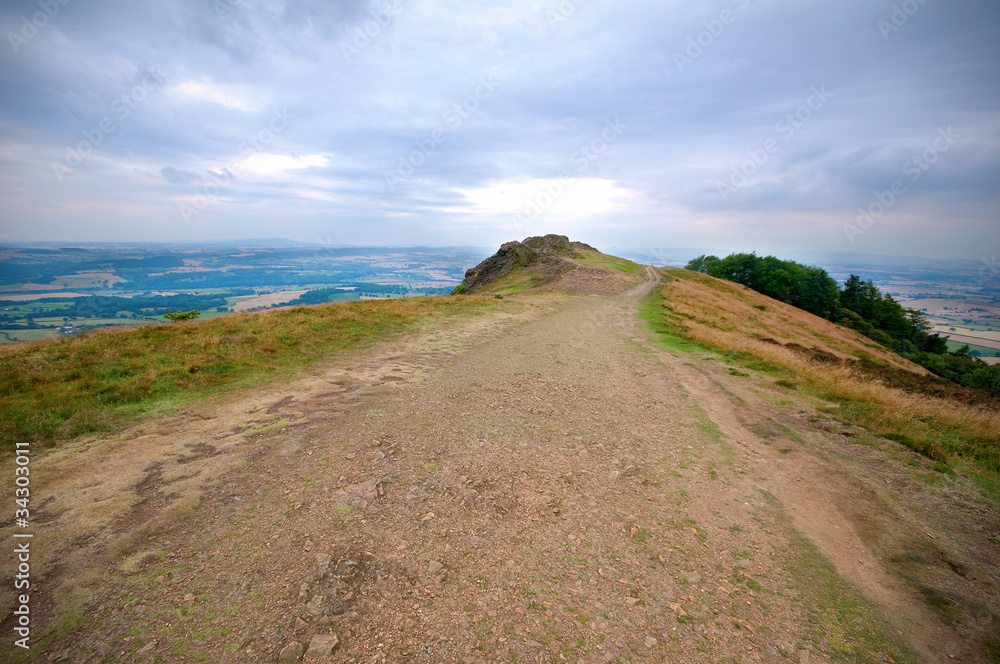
[0,244,489,343]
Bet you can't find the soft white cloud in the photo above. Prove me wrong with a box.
[459,178,639,218]
[174,81,257,111]
[237,153,329,177]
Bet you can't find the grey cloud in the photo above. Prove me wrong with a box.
[0,0,998,257]
[161,166,203,184]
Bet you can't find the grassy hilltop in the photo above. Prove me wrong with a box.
[2,243,999,663]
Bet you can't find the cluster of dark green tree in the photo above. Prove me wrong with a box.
[285,288,359,305]
[686,253,840,318]
[686,253,1000,394]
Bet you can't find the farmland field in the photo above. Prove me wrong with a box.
[0,242,487,343]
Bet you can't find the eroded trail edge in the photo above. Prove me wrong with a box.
[651,348,959,662]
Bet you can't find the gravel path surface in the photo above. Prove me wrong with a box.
[27,269,981,663]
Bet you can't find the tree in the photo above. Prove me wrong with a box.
[164,309,201,321]
[755,255,794,301]
[963,364,1000,393]
[923,333,949,355]
[840,275,881,320]
[906,309,931,332]
[686,255,721,274]
[716,252,761,287]
[797,266,840,319]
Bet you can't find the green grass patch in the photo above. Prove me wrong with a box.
[780,508,920,663]
[0,328,60,343]
[698,419,724,441]
[480,266,542,296]
[984,637,1000,663]
[639,294,707,354]
[917,585,962,625]
[573,249,645,276]
[0,296,499,450]
[718,349,787,376]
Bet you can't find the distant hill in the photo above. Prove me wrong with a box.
[454,234,644,295]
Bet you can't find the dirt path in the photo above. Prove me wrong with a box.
[650,350,961,662]
[16,270,977,663]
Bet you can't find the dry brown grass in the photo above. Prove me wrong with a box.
[0,295,498,449]
[654,268,1000,481]
[663,269,927,373]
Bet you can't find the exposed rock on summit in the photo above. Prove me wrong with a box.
[454,234,599,294]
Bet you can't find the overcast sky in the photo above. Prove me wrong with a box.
[0,0,997,259]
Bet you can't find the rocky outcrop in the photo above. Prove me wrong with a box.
[454,235,597,294]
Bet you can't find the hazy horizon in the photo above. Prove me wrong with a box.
[3,237,995,272]
[1,0,998,261]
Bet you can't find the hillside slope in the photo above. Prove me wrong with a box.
[651,268,999,462]
[646,266,1000,662]
[656,266,929,374]
[2,255,998,663]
